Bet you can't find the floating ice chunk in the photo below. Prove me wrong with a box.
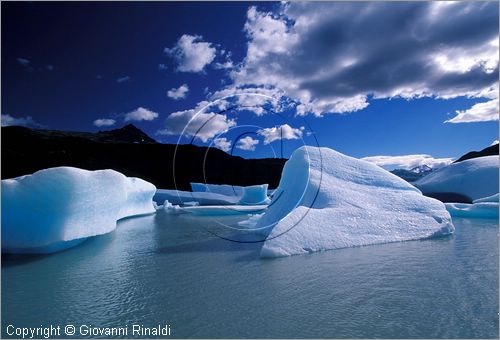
[238,213,264,228]
[445,202,499,219]
[190,182,207,192]
[183,205,267,216]
[2,167,156,254]
[258,146,454,258]
[162,200,185,214]
[154,189,241,206]
[473,193,499,203]
[238,184,271,205]
[118,177,157,220]
[414,156,499,202]
[191,183,244,196]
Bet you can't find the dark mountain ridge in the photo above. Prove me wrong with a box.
[454,143,499,163]
[1,125,287,190]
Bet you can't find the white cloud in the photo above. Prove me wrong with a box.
[93,118,116,127]
[165,34,217,73]
[445,99,499,123]
[362,154,453,171]
[116,76,131,83]
[230,3,498,116]
[214,60,234,70]
[213,137,231,152]
[236,136,259,151]
[209,86,287,116]
[124,107,159,122]
[1,114,42,128]
[491,140,499,146]
[167,84,189,100]
[157,101,236,143]
[257,124,304,144]
[158,64,168,71]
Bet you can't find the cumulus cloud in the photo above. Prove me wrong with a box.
[213,137,232,152]
[124,107,159,122]
[257,124,304,144]
[236,136,259,151]
[167,84,189,100]
[157,101,236,143]
[445,98,498,123]
[93,118,116,127]
[209,86,288,116]
[362,154,453,171]
[230,2,498,117]
[1,114,43,128]
[165,34,217,72]
[214,60,234,70]
[116,76,130,83]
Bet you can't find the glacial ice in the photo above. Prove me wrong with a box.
[445,202,499,219]
[153,189,241,205]
[414,156,499,201]
[191,183,244,196]
[118,177,158,220]
[256,146,454,258]
[238,184,271,205]
[162,200,186,215]
[2,167,156,254]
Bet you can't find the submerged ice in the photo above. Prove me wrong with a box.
[255,146,454,258]
[2,167,156,253]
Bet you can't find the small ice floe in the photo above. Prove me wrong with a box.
[154,184,272,206]
[162,200,186,214]
[445,202,499,219]
[182,205,267,216]
[237,213,264,230]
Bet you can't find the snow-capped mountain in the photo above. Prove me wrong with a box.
[390,164,433,182]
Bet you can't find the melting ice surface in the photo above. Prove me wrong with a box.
[1,167,156,254]
[253,146,454,258]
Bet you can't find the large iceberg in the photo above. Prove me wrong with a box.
[2,167,156,254]
[254,146,454,258]
[414,156,499,202]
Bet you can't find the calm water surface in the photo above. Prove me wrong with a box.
[2,213,498,338]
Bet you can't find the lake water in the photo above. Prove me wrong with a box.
[2,212,498,338]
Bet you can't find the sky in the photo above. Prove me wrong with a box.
[2,1,499,170]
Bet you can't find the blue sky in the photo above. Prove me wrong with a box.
[2,1,498,169]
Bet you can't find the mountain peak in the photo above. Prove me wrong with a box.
[97,124,157,144]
